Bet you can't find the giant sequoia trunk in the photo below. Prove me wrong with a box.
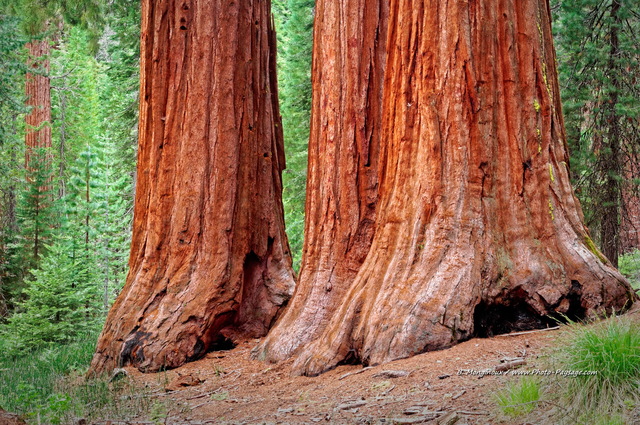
[89,0,294,374]
[253,0,388,363]
[287,0,636,376]
[25,38,52,164]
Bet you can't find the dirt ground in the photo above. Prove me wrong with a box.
[100,326,570,425]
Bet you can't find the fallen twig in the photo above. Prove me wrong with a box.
[338,366,373,380]
[381,384,396,396]
[457,410,489,415]
[494,359,527,372]
[187,390,218,401]
[190,400,211,410]
[495,326,559,337]
[373,370,411,379]
[451,390,466,400]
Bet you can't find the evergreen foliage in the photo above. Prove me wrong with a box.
[15,147,57,281]
[98,0,140,183]
[0,332,158,423]
[0,14,27,316]
[0,242,97,357]
[553,0,640,264]
[0,0,104,42]
[0,15,27,138]
[274,0,314,270]
[51,26,102,197]
[619,249,640,289]
[0,0,134,332]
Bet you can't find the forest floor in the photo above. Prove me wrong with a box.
[91,325,577,425]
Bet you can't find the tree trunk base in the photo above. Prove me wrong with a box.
[274,0,638,377]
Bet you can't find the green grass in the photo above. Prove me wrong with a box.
[494,377,541,417]
[560,316,640,408]
[543,315,640,424]
[0,332,159,424]
[494,314,640,424]
[619,249,640,291]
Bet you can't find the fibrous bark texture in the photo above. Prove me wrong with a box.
[253,0,388,363]
[90,0,294,374]
[621,168,640,252]
[25,38,52,164]
[291,0,636,376]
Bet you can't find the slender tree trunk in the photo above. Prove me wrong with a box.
[57,84,68,199]
[599,0,622,266]
[24,37,53,267]
[289,0,636,376]
[254,0,388,363]
[89,0,294,374]
[25,38,52,164]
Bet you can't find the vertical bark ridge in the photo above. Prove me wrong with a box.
[253,0,389,363]
[90,0,294,375]
[291,0,635,377]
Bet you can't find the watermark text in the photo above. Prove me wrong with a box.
[457,369,597,377]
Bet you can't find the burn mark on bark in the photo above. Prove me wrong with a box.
[119,329,151,367]
[186,339,206,362]
[474,280,589,338]
[337,349,363,368]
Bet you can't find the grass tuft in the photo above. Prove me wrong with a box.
[494,376,541,417]
[560,316,640,410]
[541,314,640,424]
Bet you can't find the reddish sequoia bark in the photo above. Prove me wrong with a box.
[24,37,54,266]
[89,0,294,374]
[253,0,388,363]
[25,38,52,165]
[290,0,636,376]
[621,170,640,252]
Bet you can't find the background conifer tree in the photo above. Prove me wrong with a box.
[553,0,640,266]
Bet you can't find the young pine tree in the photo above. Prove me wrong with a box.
[0,241,96,358]
[14,147,57,284]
